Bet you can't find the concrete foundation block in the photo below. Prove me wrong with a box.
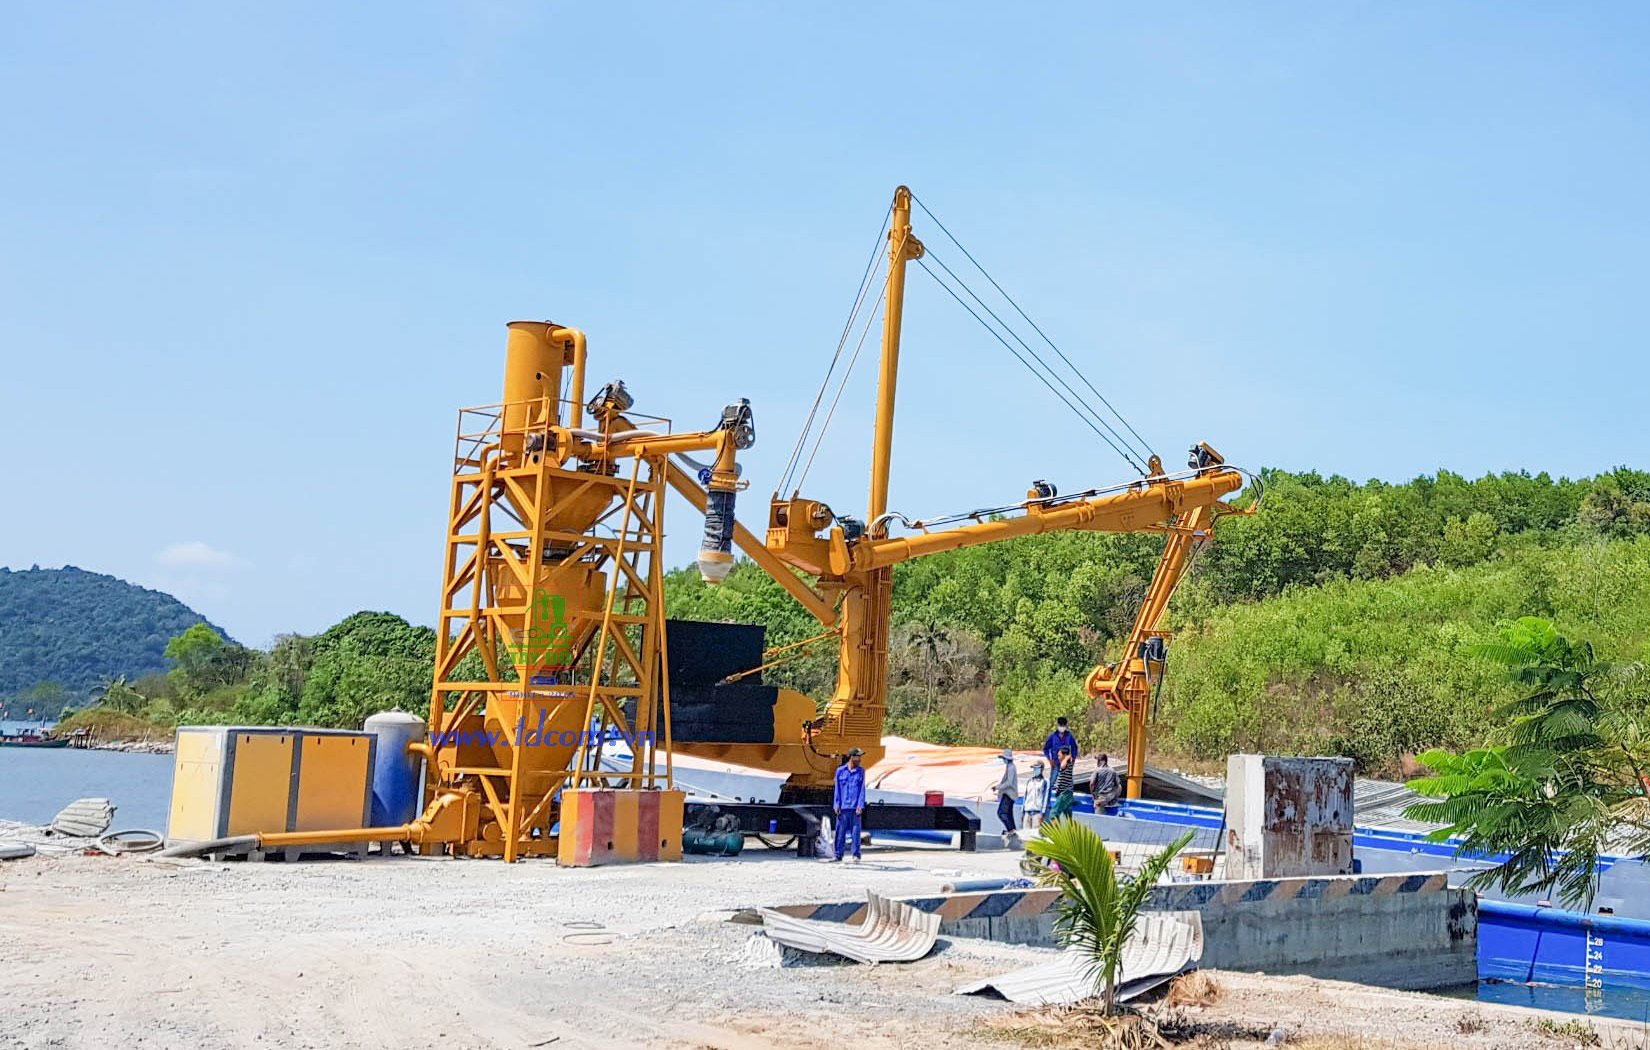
[988,914,1059,947]
[1226,754,1355,880]
[764,870,1475,990]
[1146,872,1477,990]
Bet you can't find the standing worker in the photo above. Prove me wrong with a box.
[1023,760,1049,832]
[1047,747,1077,821]
[833,747,867,863]
[1090,753,1122,809]
[1042,716,1078,770]
[991,749,1019,844]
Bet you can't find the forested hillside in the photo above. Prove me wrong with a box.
[665,466,1650,772]
[0,566,231,716]
[1166,537,1650,767]
[74,611,442,732]
[43,464,1650,777]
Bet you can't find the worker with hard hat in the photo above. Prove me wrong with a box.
[833,747,867,863]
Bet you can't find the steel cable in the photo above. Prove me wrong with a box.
[917,257,1147,475]
[922,245,1149,475]
[795,271,891,490]
[911,193,1158,466]
[779,211,891,496]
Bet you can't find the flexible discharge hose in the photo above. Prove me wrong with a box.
[97,829,164,855]
[155,834,260,858]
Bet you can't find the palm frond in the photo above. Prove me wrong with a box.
[1471,642,1542,668]
[1028,820,1192,1010]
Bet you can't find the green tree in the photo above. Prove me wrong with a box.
[165,623,252,693]
[97,675,146,715]
[237,633,316,723]
[19,680,63,718]
[1575,468,1650,540]
[902,620,945,715]
[1440,512,1500,568]
[1406,617,1650,908]
[296,612,437,727]
[1026,820,1193,1013]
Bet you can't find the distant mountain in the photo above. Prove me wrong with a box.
[0,566,232,715]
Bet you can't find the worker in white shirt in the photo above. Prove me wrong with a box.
[1023,760,1049,831]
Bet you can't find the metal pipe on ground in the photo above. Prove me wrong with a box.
[156,822,417,859]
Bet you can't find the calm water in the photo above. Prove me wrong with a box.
[1434,980,1650,1025]
[0,719,58,736]
[0,746,175,830]
[1473,978,1650,1024]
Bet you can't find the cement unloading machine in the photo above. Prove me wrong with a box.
[163,186,1254,864]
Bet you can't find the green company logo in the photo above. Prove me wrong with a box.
[506,589,574,668]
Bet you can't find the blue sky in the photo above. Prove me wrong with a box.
[2,3,1646,646]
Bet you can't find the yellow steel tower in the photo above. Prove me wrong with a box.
[168,186,1257,862]
[420,321,751,861]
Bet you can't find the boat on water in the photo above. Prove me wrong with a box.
[0,718,71,748]
[0,735,69,748]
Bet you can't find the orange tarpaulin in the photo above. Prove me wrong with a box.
[867,736,1091,802]
[642,735,1107,806]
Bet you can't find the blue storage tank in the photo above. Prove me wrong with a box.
[365,710,426,827]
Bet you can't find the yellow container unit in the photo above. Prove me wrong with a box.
[167,726,375,858]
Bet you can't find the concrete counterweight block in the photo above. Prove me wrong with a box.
[558,789,685,867]
[1225,754,1354,880]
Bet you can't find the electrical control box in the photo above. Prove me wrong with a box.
[166,726,375,855]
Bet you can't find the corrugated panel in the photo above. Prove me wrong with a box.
[955,911,1203,1005]
[1353,778,1446,835]
[50,798,115,838]
[758,891,940,964]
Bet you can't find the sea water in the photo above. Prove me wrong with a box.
[0,746,174,831]
[1433,979,1650,1025]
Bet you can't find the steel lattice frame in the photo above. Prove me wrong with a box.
[426,403,673,862]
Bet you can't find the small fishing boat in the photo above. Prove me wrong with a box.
[0,735,69,748]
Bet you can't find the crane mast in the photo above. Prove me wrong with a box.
[1085,444,1252,799]
[664,186,1252,800]
[224,185,1255,867]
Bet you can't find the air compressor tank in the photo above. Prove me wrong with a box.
[365,710,426,827]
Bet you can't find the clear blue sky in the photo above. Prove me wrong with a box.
[2,3,1646,646]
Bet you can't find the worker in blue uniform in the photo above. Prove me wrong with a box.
[1042,716,1078,770]
[833,747,867,863]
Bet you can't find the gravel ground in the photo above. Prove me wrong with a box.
[0,843,1036,1049]
[1,844,1637,1050]
[1171,971,1648,1049]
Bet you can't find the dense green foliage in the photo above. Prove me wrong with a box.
[24,464,1650,778]
[88,611,438,730]
[663,466,1650,772]
[1163,537,1650,767]
[0,566,231,717]
[1405,618,1650,907]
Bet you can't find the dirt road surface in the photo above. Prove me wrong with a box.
[0,846,1635,1050]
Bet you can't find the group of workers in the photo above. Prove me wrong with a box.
[992,716,1121,840]
[829,716,1125,861]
